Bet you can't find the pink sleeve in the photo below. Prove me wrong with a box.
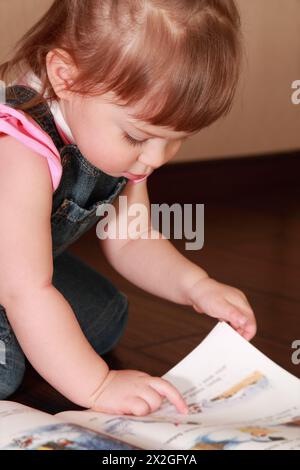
[0,103,62,192]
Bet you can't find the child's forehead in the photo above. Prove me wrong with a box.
[99,90,195,139]
[126,117,192,140]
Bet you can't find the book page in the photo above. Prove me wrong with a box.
[0,401,136,450]
[57,322,300,450]
[56,408,300,450]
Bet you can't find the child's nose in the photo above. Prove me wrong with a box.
[139,146,167,170]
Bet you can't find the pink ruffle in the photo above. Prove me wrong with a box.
[0,103,62,192]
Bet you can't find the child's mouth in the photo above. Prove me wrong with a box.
[123,172,148,182]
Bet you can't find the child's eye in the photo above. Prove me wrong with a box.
[122,133,147,147]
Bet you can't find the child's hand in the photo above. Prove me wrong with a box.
[89,370,189,417]
[187,277,256,340]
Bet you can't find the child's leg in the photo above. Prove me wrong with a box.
[0,305,26,399]
[52,250,129,356]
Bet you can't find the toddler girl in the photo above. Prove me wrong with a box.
[0,0,256,416]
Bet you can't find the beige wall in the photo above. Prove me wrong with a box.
[177,0,300,161]
[0,0,300,161]
[0,0,53,62]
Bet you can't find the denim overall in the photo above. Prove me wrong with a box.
[0,85,130,399]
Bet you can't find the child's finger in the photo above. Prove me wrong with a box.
[236,326,245,335]
[235,317,257,340]
[216,299,247,329]
[226,293,255,317]
[140,386,165,413]
[228,300,257,338]
[149,378,188,414]
[241,320,257,340]
[124,396,152,416]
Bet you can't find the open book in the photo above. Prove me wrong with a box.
[1,322,299,450]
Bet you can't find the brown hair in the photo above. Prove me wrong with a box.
[0,0,243,132]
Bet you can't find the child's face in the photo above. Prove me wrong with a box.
[59,91,193,179]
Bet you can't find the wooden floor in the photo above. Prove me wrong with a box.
[10,153,300,414]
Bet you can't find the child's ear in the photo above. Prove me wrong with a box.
[46,48,78,99]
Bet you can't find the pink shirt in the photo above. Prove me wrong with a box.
[0,103,63,192]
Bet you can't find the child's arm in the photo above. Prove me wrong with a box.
[100,180,256,341]
[0,136,188,416]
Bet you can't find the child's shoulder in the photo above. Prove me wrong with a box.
[0,132,53,188]
[0,103,62,192]
[0,132,54,224]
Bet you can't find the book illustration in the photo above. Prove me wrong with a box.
[151,368,271,419]
[2,423,136,450]
[188,370,269,414]
[286,417,300,426]
[190,425,286,450]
